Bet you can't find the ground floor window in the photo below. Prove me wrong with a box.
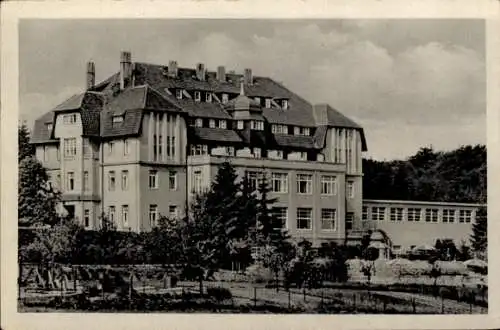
[149,204,158,227]
[321,209,336,230]
[346,212,354,230]
[296,208,312,230]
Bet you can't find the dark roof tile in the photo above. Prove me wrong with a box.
[191,127,243,143]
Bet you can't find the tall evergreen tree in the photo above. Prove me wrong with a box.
[471,206,487,258]
[19,124,35,162]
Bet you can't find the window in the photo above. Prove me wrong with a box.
[272,124,287,134]
[169,205,178,219]
[109,206,116,224]
[194,91,201,102]
[222,93,229,104]
[251,120,264,131]
[67,172,75,190]
[254,97,261,104]
[108,142,114,155]
[297,208,312,230]
[168,171,177,190]
[362,206,368,221]
[247,171,262,191]
[193,170,203,194]
[425,209,439,223]
[390,208,404,221]
[347,181,355,198]
[272,207,288,228]
[219,120,227,129]
[46,123,53,132]
[121,170,129,190]
[459,210,472,223]
[190,144,208,156]
[195,118,203,128]
[84,209,90,227]
[407,208,421,222]
[225,146,235,156]
[282,99,289,109]
[176,89,183,99]
[63,138,77,157]
[83,171,89,191]
[443,209,456,223]
[237,120,244,130]
[149,170,158,189]
[63,114,77,124]
[265,98,271,108]
[109,171,116,191]
[321,175,337,195]
[321,209,336,230]
[122,205,129,227]
[43,146,49,162]
[346,212,354,230]
[209,119,216,128]
[294,127,300,135]
[112,116,124,124]
[149,205,158,227]
[371,207,386,221]
[253,148,261,158]
[271,173,288,193]
[82,139,90,158]
[205,92,212,103]
[122,139,129,156]
[297,174,313,194]
[275,150,284,159]
[303,128,310,136]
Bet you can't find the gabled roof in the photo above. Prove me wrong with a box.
[31,111,57,144]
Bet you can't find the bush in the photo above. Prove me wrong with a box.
[246,264,273,284]
[206,287,233,302]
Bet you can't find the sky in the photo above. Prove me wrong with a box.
[19,19,486,160]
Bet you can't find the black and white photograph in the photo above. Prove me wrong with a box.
[2,1,498,327]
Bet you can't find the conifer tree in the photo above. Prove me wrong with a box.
[19,124,35,162]
[471,206,487,258]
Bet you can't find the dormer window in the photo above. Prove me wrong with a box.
[294,126,310,136]
[46,123,53,132]
[265,98,271,109]
[112,115,124,124]
[222,93,229,104]
[219,120,227,129]
[250,120,264,131]
[254,97,261,105]
[282,99,289,110]
[63,114,77,125]
[236,120,244,130]
[205,92,212,103]
[194,91,201,102]
[209,119,216,128]
[253,148,262,158]
[272,124,287,134]
[176,89,183,100]
[195,118,203,128]
[294,127,300,135]
[303,127,310,136]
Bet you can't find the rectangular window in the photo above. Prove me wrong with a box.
[282,99,289,110]
[169,205,178,219]
[43,146,49,162]
[63,114,77,124]
[121,170,129,190]
[205,92,212,103]
[251,121,264,131]
[265,98,271,108]
[219,120,227,129]
[209,119,216,128]
[390,208,404,221]
[190,144,209,156]
[271,173,288,193]
[347,181,355,198]
[254,97,261,104]
[321,209,336,230]
[425,209,439,222]
[362,206,368,221]
[46,123,53,132]
[176,89,183,99]
[253,148,261,158]
[407,208,421,222]
[82,139,90,158]
[122,205,129,227]
[195,118,203,128]
[272,207,288,228]
[194,91,201,102]
[109,206,116,224]
[108,171,116,191]
[371,207,386,221]
[459,210,472,223]
[321,175,337,195]
[149,204,158,227]
[443,209,456,223]
[193,170,203,194]
[225,146,235,156]
[112,116,123,124]
[346,212,354,230]
[297,174,313,194]
[63,138,77,157]
[297,208,312,230]
[67,172,75,191]
[168,171,177,190]
[153,135,158,160]
[84,209,90,227]
[222,93,229,104]
[275,150,283,159]
[149,170,158,189]
[124,139,130,155]
[83,171,89,191]
[247,171,262,191]
[108,142,114,155]
[237,120,244,130]
[303,127,310,136]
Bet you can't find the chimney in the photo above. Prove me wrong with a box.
[217,66,226,82]
[196,63,206,81]
[168,60,178,78]
[244,68,253,85]
[86,61,95,90]
[120,51,132,90]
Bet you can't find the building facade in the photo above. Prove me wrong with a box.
[31,51,367,246]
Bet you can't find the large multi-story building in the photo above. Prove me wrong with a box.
[31,51,367,246]
[30,51,484,251]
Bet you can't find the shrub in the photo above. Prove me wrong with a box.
[206,287,233,302]
[246,264,273,284]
